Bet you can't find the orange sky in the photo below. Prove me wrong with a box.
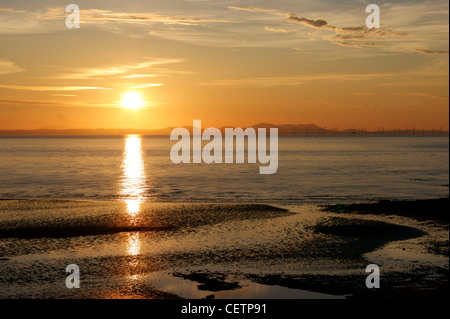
[0,1,448,130]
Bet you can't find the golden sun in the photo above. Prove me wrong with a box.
[121,92,144,110]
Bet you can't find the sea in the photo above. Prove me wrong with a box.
[0,135,448,204]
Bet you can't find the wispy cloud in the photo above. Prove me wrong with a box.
[0,84,112,91]
[201,72,397,87]
[0,60,25,75]
[129,83,163,89]
[227,6,285,16]
[287,12,409,48]
[0,99,62,106]
[59,58,185,79]
[0,7,49,35]
[412,49,449,55]
[0,98,124,108]
[42,7,235,25]
[332,41,384,48]
[264,26,291,33]
[0,8,26,14]
[287,15,330,29]
[229,5,409,49]
[122,74,158,79]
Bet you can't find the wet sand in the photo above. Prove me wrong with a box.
[0,199,448,299]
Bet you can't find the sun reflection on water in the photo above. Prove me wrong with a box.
[121,135,146,217]
[120,135,146,263]
[127,232,141,256]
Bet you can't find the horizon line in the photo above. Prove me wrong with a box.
[0,124,448,136]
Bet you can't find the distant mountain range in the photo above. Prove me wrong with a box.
[0,123,447,135]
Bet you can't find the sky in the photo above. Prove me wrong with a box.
[0,0,448,130]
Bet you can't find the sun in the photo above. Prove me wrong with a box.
[121,92,144,109]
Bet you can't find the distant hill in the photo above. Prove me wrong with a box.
[250,123,326,135]
[0,124,447,136]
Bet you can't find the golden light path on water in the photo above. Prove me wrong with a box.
[127,232,141,257]
[121,135,146,216]
[120,135,146,259]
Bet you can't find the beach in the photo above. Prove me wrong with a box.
[0,198,447,299]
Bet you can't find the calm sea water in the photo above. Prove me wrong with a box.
[0,135,448,204]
